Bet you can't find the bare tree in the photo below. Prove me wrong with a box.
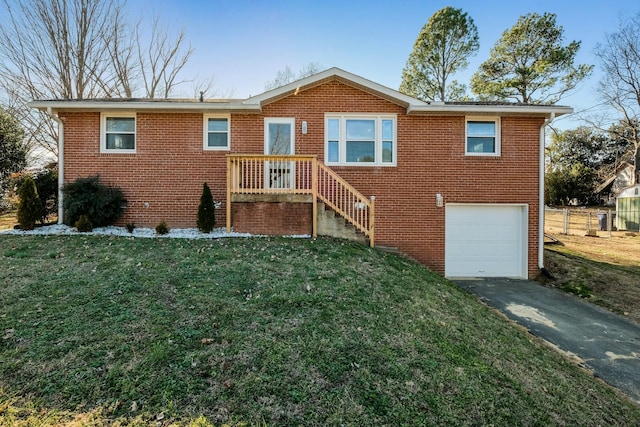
[184,76,235,100]
[0,0,209,161]
[264,63,325,90]
[595,12,640,184]
[106,7,139,98]
[0,0,128,157]
[136,16,194,99]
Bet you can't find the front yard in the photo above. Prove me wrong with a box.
[1,234,638,426]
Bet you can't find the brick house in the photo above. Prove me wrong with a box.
[30,68,571,279]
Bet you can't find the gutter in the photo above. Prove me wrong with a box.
[30,100,260,113]
[45,107,64,224]
[539,112,555,273]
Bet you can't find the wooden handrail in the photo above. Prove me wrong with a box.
[226,155,375,247]
[315,161,375,247]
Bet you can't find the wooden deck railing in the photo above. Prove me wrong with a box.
[226,155,375,247]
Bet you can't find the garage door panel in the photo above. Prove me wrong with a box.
[449,224,520,240]
[446,261,520,278]
[448,206,520,222]
[445,205,527,278]
[447,244,521,264]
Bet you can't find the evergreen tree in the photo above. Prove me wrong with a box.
[0,107,27,192]
[471,12,592,104]
[400,6,479,102]
[197,182,215,233]
[17,175,42,230]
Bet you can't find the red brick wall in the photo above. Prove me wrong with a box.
[61,112,228,228]
[232,202,312,235]
[233,81,542,277]
[60,79,544,278]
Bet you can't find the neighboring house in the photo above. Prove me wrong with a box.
[596,161,637,205]
[30,68,571,279]
[616,184,640,231]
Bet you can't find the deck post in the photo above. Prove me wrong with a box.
[369,195,375,248]
[226,156,231,233]
[312,157,318,238]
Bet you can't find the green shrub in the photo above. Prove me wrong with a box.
[126,222,136,233]
[155,221,169,235]
[6,165,58,223]
[197,182,215,233]
[62,176,125,227]
[16,176,42,230]
[75,214,93,232]
[33,166,58,222]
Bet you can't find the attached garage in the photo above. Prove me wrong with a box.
[445,204,528,278]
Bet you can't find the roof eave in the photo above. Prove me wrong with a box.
[27,100,261,114]
[407,104,574,117]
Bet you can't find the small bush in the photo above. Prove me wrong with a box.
[62,176,125,227]
[197,182,215,233]
[75,214,93,232]
[155,221,169,235]
[17,176,42,230]
[126,222,136,233]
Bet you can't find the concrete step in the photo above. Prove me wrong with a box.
[317,202,368,245]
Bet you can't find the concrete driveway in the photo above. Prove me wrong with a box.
[454,278,640,403]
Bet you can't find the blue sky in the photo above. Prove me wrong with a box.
[138,0,636,129]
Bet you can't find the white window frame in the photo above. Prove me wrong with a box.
[203,114,231,151]
[100,112,136,154]
[264,117,295,155]
[324,113,397,166]
[465,116,501,157]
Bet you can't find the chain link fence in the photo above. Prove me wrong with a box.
[545,207,619,237]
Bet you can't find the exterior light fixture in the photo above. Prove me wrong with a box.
[436,193,443,207]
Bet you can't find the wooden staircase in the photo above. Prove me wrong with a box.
[226,155,375,246]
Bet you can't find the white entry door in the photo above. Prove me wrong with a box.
[445,204,528,278]
[265,118,295,189]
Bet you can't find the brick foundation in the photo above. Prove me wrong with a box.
[232,202,312,236]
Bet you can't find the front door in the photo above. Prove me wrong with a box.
[265,118,295,189]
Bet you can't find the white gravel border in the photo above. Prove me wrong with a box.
[0,224,310,239]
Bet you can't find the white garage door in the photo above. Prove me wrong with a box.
[445,204,528,278]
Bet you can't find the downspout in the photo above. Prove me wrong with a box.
[539,112,555,276]
[46,107,64,224]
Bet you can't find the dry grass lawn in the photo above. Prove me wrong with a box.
[0,211,17,231]
[544,233,640,324]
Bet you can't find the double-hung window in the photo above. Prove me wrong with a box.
[465,117,500,156]
[101,113,136,153]
[204,114,230,150]
[325,114,396,166]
